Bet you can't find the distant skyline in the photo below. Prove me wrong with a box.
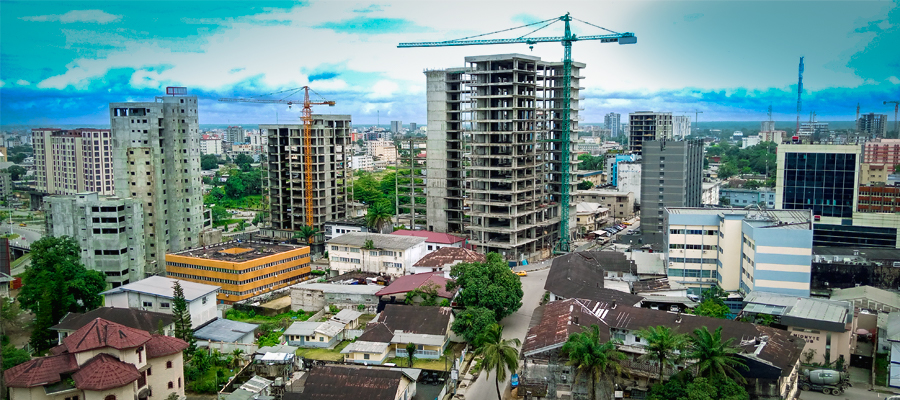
[1,1,899,126]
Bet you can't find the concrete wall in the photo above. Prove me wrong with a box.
[641,140,703,249]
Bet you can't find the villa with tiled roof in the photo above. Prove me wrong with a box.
[4,318,188,400]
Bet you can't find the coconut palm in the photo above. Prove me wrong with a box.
[230,348,244,369]
[294,225,318,245]
[474,324,520,400]
[365,201,393,233]
[636,325,688,382]
[560,324,626,400]
[405,342,416,367]
[688,326,748,383]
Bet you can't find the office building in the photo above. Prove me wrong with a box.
[32,128,116,196]
[742,136,761,148]
[719,188,776,208]
[673,115,691,138]
[617,162,642,205]
[45,193,146,287]
[0,171,11,200]
[409,122,417,132]
[327,232,428,276]
[425,68,470,234]
[798,121,829,142]
[226,125,244,144]
[390,120,402,133]
[199,133,224,155]
[629,111,673,154]
[858,113,888,136]
[109,93,204,274]
[641,140,703,248]
[166,240,311,303]
[776,144,860,220]
[102,275,219,327]
[604,112,621,137]
[665,208,813,297]
[863,139,900,174]
[366,140,397,163]
[606,154,637,187]
[263,117,352,241]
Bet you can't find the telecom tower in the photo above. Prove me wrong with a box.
[796,57,804,134]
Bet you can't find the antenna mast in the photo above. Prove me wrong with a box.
[796,57,804,134]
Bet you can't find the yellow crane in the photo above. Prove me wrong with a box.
[219,87,335,227]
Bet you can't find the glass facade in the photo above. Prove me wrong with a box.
[782,152,856,218]
[813,224,898,248]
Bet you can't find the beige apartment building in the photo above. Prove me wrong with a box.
[32,128,116,195]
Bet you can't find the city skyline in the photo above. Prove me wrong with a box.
[1,0,899,126]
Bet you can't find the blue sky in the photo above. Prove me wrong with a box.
[1,0,898,126]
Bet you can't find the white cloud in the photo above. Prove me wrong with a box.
[22,10,121,24]
[16,79,30,86]
[368,80,400,99]
[0,80,5,88]
[889,76,900,84]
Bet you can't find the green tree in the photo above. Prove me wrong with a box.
[648,375,748,400]
[577,180,594,190]
[636,325,688,382]
[448,252,523,320]
[743,180,762,190]
[404,282,440,306]
[365,200,393,233]
[560,325,626,400]
[5,165,26,181]
[474,324,520,400]
[1,343,31,370]
[451,306,497,346]
[234,154,254,168]
[688,326,747,383]
[206,187,226,203]
[211,205,230,223]
[405,342,416,367]
[201,154,219,170]
[172,281,196,355]
[691,287,730,319]
[224,173,246,198]
[230,349,244,369]
[293,225,319,245]
[18,236,106,352]
[577,153,605,171]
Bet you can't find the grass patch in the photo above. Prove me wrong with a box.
[876,353,888,386]
[186,366,235,394]
[224,308,313,324]
[1,234,19,240]
[296,340,351,361]
[387,356,450,371]
[213,218,243,228]
[358,314,377,325]
[10,253,30,268]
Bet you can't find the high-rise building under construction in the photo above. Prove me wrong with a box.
[425,54,580,261]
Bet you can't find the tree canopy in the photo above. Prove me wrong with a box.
[691,287,730,319]
[560,324,626,400]
[648,375,749,400]
[451,306,497,346]
[201,154,219,170]
[448,252,523,321]
[234,154,254,169]
[578,153,605,171]
[18,236,106,352]
[5,165,26,181]
[707,142,777,182]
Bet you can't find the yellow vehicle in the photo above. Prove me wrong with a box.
[18,223,26,227]
[622,221,633,226]
[515,270,528,277]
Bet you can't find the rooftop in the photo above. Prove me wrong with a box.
[743,291,852,331]
[413,247,485,268]
[168,239,304,263]
[101,275,219,301]
[545,251,643,306]
[327,232,426,250]
[375,272,456,299]
[194,318,258,343]
[292,283,384,295]
[666,207,812,227]
[72,353,141,391]
[391,230,465,244]
[285,321,321,337]
[62,318,152,353]
[293,365,406,400]
[50,307,174,333]
[830,286,900,311]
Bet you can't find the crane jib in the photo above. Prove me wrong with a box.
[397,33,635,48]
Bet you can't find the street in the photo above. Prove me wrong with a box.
[799,386,898,400]
[464,267,549,400]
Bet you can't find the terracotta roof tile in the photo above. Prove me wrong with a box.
[375,272,456,299]
[3,353,79,388]
[73,353,141,391]
[413,247,485,268]
[51,307,175,333]
[390,230,465,245]
[63,318,152,353]
[294,365,403,400]
[145,334,189,358]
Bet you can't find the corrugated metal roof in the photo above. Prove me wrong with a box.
[327,232,425,249]
[341,341,390,354]
[744,291,850,324]
[194,318,258,343]
[101,276,219,301]
[285,321,320,336]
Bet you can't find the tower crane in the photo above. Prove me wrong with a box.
[398,13,636,253]
[219,87,335,228]
[676,110,704,135]
[885,101,900,137]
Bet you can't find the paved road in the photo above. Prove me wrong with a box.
[0,222,43,249]
[799,386,898,400]
[465,268,549,400]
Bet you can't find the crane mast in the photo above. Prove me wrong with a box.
[885,101,900,138]
[399,14,636,254]
[797,57,804,134]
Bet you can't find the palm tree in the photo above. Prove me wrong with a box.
[636,325,687,382]
[405,342,416,367]
[294,225,318,245]
[560,325,626,400]
[474,324,520,400]
[688,326,748,383]
[230,349,244,369]
[366,201,393,233]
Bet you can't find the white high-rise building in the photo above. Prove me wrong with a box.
[674,115,691,138]
[604,113,621,137]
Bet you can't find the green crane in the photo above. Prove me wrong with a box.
[398,14,637,253]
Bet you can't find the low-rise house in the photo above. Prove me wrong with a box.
[545,251,643,306]
[342,305,452,365]
[409,247,485,276]
[390,230,465,252]
[284,309,364,348]
[741,291,856,366]
[290,283,382,312]
[223,376,273,400]
[4,318,188,400]
[101,275,220,328]
[324,219,369,241]
[830,285,900,313]
[327,232,428,276]
[575,202,609,234]
[50,307,175,344]
[252,345,299,379]
[572,189,635,221]
[375,272,456,306]
[284,365,417,400]
[193,318,258,352]
[522,298,805,400]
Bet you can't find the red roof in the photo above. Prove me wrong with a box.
[391,230,465,245]
[4,353,79,388]
[73,353,140,391]
[145,334,189,358]
[413,247,485,268]
[375,272,456,299]
[63,318,152,353]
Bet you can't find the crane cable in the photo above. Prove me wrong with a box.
[443,16,559,43]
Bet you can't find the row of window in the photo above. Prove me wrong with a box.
[218,274,308,296]
[668,244,718,251]
[668,269,714,278]
[742,236,756,250]
[168,264,308,286]
[92,216,126,223]
[94,248,129,255]
[167,255,305,275]
[331,246,404,258]
[93,227,128,234]
[669,229,717,236]
[669,257,716,264]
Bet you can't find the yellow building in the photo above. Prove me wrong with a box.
[166,240,311,304]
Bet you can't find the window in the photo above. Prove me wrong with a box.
[168,382,174,389]
[364,354,370,360]
[160,302,170,308]
[147,367,152,376]
[319,336,324,341]
[105,396,117,400]
[202,296,208,304]
[143,301,153,307]
[166,360,173,368]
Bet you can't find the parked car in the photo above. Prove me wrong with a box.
[515,270,528,277]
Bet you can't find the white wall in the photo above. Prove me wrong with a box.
[103,291,218,328]
[330,242,428,276]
